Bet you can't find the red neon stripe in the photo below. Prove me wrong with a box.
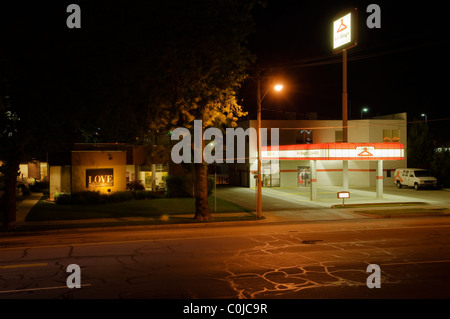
[376,176,383,179]
[261,142,404,151]
[263,157,405,161]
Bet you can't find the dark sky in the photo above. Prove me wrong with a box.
[243,0,450,127]
[2,0,449,144]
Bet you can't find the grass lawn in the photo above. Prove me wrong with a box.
[26,196,253,223]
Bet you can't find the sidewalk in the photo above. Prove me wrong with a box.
[16,192,44,223]
[4,188,450,233]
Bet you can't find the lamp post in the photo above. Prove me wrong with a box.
[421,113,428,125]
[361,107,369,119]
[256,71,283,219]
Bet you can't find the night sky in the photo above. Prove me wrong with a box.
[244,1,450,128]
[2,0,450,145]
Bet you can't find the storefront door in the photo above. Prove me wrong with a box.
[262,161,280,187]
[297,166,311,187]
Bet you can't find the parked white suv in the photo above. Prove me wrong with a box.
[394,168,438,190]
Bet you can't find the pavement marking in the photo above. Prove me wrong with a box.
[0,262,48,269]
[382,260,450,266]
[0,284,91,295]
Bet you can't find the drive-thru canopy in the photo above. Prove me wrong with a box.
[261,142,405,199]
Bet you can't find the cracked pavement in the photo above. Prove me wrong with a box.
[0,216,450,299]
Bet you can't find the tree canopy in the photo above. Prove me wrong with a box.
[0,1,262,225]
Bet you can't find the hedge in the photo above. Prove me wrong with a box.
[54,190,161,205]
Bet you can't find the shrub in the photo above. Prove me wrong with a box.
[164,175,190,197]
[53,189,163,205]
[17,183,31,196]
[127,180,145,191]
[55,193,72,205]
[71,191,102,204]
[109,191,133,203]
[147,191,163,199]
[29,180,50,193]
[431,148,450,188]
[133,190,149,200]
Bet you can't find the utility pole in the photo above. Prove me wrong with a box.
[256,69,262,219]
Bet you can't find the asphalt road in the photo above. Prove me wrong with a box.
[0,216,449,301]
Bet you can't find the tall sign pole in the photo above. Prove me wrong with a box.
[333,8,358,191]
[342,48,348,143]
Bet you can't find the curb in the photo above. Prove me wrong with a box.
[331,202,427,209]
[353,210,450,219]
[1,215,270,235]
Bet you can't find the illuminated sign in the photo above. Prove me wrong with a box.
[86,169,114,188]
[261,143,404,161]
[333,8,358,53]
[337,191,350,199]
[262,149,326,159]
[337,191,350,207]
[356,146,374,156]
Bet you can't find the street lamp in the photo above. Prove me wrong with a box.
[274,84,283,92]
[421,113,428,125]
[256,71,283,219]
[360,107,369,119]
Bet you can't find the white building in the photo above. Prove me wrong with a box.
[228,112,407,196]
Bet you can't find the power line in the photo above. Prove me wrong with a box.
[263,39,447,70]
[255,117,450,132]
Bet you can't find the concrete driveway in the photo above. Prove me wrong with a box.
[216,185,450,223]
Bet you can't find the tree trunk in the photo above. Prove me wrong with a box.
[2,160,19,230]
[193,162,213,221]
[192,122,213,221]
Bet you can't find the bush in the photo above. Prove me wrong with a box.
[29,180,49,193]
[133,190,150,200]
[53,189,164,205]
[147,191,163,199]
[164,175,190,197]
[17,183,31,196]
[109,191,133,203]
[55,193,72,205]
[71,191,103,204]
[127,180,145,191]
[431,148,450,188]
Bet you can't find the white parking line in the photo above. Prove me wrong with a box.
[0,284,91,294]
[381,260,450,266]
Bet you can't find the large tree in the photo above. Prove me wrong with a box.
[143,0,258,220]
[0,1,261,226]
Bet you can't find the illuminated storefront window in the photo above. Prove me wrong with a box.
[262,161,280,187]
[139,164,168,190]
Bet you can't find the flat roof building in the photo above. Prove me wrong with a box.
[48,143,169,200]
[228,112,407,199]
